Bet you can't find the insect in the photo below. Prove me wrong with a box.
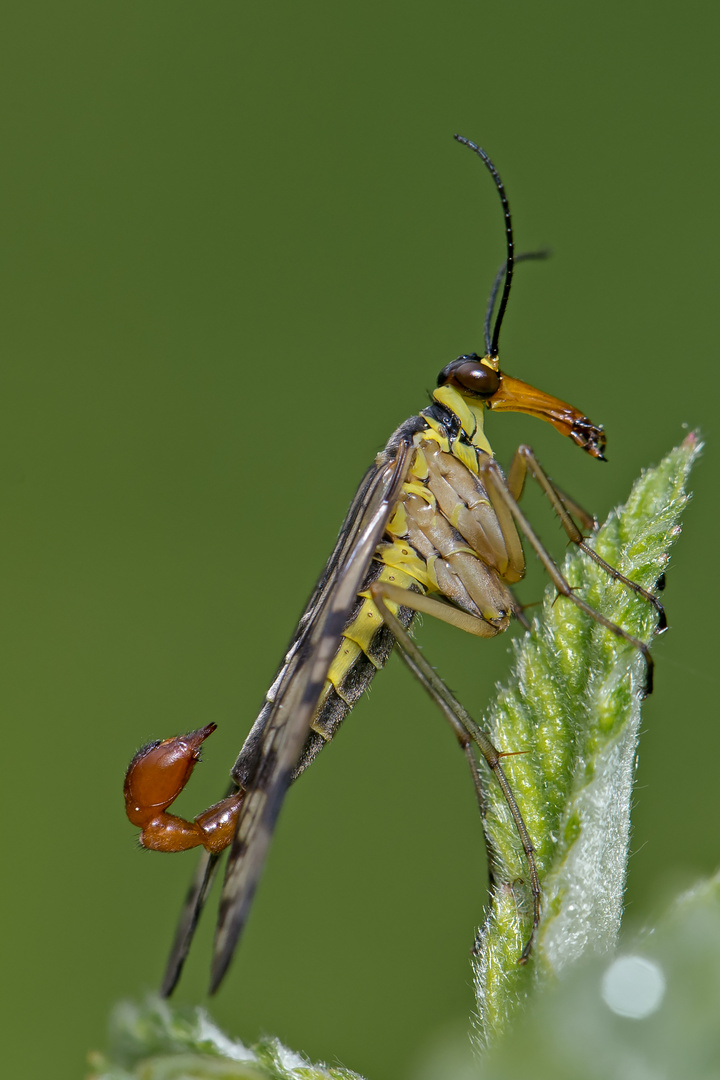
[124,135,664,996]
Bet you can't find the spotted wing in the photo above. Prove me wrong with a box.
[209,437,413,992]
[160,437,413,995]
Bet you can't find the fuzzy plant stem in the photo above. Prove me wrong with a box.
[471,434,701,1046]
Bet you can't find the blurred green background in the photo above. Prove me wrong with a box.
[1,3,717,1078]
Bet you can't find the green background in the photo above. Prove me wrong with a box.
[1,3,717,1078]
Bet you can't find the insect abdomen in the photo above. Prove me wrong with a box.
[296,563,416,774]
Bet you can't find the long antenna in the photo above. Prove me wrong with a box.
[453,135,514,359]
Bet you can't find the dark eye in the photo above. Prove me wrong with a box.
[437,355,500,398]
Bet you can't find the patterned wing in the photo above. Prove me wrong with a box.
[209,438,413,992]
[160,437,413,995]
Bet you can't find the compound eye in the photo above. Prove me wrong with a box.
[437,356,500,398]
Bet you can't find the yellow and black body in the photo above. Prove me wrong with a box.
[289,366,599,773]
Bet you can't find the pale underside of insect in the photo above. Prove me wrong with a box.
[123,136,663,996]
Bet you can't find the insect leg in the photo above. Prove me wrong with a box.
[480,457,656,694]
[507,445,666,629]
[506,452,597,531]
[372,582,504,637]
[369,583,540,962]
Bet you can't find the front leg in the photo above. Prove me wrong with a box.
[480,455,657,693]
[507,445,666,630]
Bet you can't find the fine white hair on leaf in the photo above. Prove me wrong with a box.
[472,435,700,1049]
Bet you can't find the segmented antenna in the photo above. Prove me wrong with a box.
[453,135,514,359]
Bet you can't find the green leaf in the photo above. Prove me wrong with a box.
[478,870,720,1080]
[472,433,701,1045]
[88,997,365,1080]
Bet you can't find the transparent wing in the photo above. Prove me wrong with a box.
[160,437,413,995]
[210,437,413,992]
